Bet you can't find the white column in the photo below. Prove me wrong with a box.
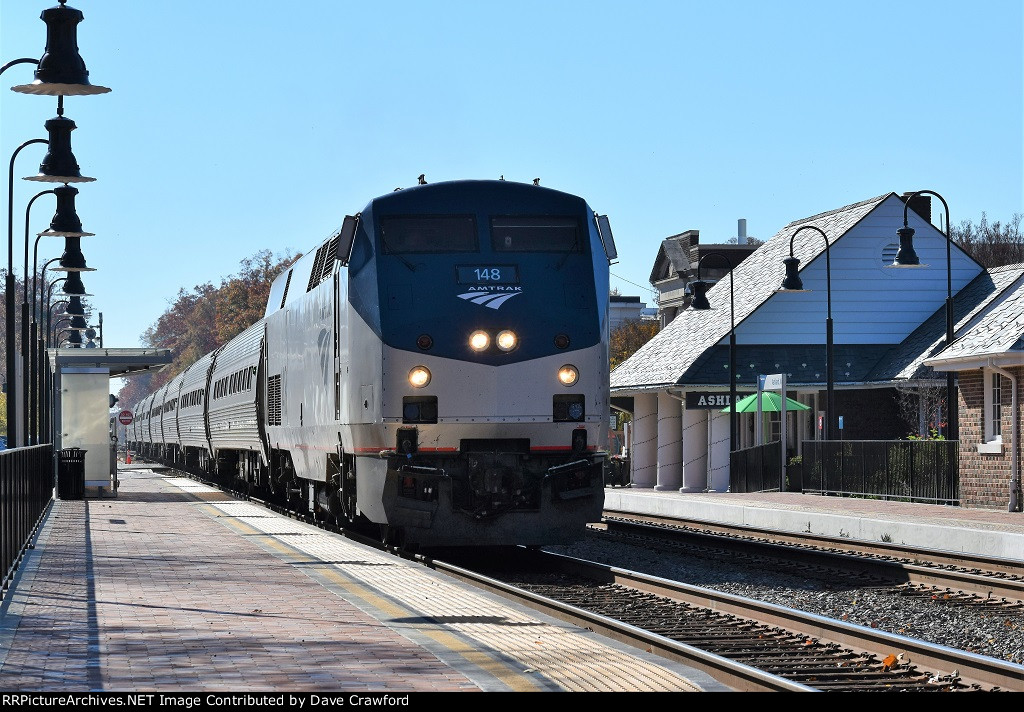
[655,392,682,490]
[680,404,707,492]
[708,408,732,491]
[630,392,658,488]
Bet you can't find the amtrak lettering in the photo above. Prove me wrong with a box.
[684,392,753,409]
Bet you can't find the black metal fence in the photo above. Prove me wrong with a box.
[800,440,959,504]
[730,440,783,493]
[2,444,54,593]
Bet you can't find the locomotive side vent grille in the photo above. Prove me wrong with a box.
[307,243,329,292]
[280,270,293,309]
[267,374,282,426]
[321,235,340,281]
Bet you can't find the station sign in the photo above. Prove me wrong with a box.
[684,392,753,409]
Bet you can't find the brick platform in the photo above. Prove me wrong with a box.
[0,470,714,693]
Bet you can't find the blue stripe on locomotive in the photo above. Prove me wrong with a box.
[347,180,607,364]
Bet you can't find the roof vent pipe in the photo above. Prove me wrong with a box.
[737,219,747,244]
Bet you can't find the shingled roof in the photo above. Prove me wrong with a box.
[610,193,890,391]
[923,264,1024,367]
[869,265,1024,380]
[649,233,696,284]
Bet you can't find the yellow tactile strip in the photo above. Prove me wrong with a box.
[0,473,477,692]
[169,477,703,692]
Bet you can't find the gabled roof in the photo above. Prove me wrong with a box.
[923,264,1024,370]
[649,232,696,284]
[611,193,891,391]
[870,265,1024,380]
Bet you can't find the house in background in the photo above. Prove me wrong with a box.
[609,294,656,333]
[649,220,760,328]
[925,266,1024,512]
[610,191,1010,506]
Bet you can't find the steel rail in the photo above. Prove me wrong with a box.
[419,553,813,692]
[531,548,1024,692]
[602,510,1024,581]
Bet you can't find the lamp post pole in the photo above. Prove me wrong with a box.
[896,190,956,441]
[42,294,67,444]
[27,191,57,443]
[6,139,47,446]
[45,278,67,347]
[689,253,737,456]
[0,57,39,445]
[780,225,835,440]
[35,259,60,436]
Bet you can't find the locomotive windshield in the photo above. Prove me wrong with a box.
[380,215,477,253]
[490,217,581,252]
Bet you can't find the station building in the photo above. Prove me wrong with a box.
[925,269,1024,511]
[610,191,1024,509]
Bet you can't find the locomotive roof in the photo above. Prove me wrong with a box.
[265,179,592,317]
[369,178,585,207]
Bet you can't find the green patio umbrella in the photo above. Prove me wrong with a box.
[720,392,811,413]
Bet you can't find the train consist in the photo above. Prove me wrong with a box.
[128,179,617,547]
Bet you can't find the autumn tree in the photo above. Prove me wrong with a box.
[610,318,659,370]
[117,249,297,409]
[952,213,1024,268]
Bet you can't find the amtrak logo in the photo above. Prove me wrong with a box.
[457,287,523,310]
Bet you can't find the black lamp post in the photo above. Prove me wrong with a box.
[778,225,836,440]
[2,0,109,447]
[86,312,102,347]
[33,256,59,442]
[45,299,68,349]
[893,190,957,441]
[56,327,81,348]
[25,191,55,442]
[689,253,737,455]
[6,138,47,446]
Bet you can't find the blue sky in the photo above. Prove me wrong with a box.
[1,1,1021,351]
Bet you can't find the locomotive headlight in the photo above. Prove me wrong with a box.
[469,330,490,351]
[409,366,431,388]
[557,364,579,386]
[496,330,517,352]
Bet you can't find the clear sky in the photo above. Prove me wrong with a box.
[1,1,1021,352]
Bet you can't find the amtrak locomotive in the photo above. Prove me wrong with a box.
[129,179,617,547]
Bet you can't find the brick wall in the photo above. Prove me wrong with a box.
[956,368,1022,510]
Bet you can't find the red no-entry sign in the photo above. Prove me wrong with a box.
[118,410,133,425]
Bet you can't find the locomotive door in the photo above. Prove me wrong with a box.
[334,272,341,421]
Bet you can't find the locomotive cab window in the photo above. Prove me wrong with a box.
[380,216,477,253]
[491,217,581,252]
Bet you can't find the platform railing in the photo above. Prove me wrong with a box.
[729,440,783,493]
[1,444,54,594]
[800,440,959,504]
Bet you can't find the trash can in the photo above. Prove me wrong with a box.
[605,455,631,487]
[57,447,87,500]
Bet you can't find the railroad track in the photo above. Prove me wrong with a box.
[138,463,1024,691]
[600,511,1024,605]
[428,547,1024,692]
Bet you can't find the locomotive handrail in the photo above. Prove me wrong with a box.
[399,464,446,477]
[545,459,592,475]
